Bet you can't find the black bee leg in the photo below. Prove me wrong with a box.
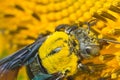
[66,76,74,80]
[100,39,120,44]
[78,63,93,74]
[83,19,98,31]
[47,69,70,80]
[55,24,69,31]
[65,25,78,34]
[87,19,98,26]
[98,38,120,49]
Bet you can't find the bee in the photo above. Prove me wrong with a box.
[0,19,120,80]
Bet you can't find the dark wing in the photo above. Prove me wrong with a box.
[0,37,46,80]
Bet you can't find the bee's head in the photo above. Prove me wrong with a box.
[65,23,120,59]
[75,28,100,58]
[55,20,120,59]
[65,22,100,59]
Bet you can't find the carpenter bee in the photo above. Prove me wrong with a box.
[0,19,120,80]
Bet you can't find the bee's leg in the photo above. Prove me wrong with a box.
[98,39,120,49]
[55,24,70,31]
[77,62,93,74]
[100,39,120,44]
[66,76,74,80]
[65,25,79,34]
[47,69,70,80]
[83,19,98,32]
[45,72,64,80]
[85,19,98,27]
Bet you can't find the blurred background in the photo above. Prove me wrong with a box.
[0,0,120,80]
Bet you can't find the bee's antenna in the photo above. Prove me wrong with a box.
[100,39,120,44]
[84,19,98,32]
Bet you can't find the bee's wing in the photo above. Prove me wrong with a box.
[0,37,46,80]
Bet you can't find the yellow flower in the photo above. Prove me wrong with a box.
[0,0,120,80]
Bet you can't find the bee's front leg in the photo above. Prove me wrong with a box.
[77,61,94,74]
[48,68,71,80]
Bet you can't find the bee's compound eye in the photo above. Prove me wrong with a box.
[87,45,100,56]
[85,47,91,54]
